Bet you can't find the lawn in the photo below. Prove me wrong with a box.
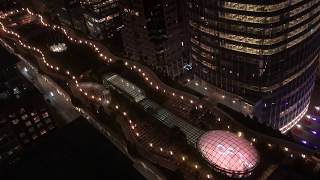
[14,22,100,75]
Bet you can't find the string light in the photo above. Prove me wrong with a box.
[1,8,316,178]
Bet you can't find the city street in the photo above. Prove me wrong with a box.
[16,57,79,123]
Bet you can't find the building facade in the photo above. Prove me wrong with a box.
[56,0,88,33]
[0,60,56,166]
[120,0,189,79]
[188,0,319,133]
[81,0,122,39]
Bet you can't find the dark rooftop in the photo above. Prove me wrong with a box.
[0,117,145,180]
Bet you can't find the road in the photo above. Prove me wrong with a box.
[16,59,79,123]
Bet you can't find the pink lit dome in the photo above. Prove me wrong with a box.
[197,130,259,177]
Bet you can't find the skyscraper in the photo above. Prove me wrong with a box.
[81,0,122,39]
[188,0,319,133]
[56,0,88,33]
[120,0,189,79]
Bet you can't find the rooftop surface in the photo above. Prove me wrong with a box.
[0,118,145,180]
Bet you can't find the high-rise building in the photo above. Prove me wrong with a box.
[56,0,88,33]
[120,0,189,79]
[81,0,122,39]
[187,0,319,133]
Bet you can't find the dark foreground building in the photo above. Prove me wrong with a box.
[1,118,144,180]
[188,0,319,133]
[0,49,56,166]
[120,0,189,79]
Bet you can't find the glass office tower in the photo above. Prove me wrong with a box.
[188,0,319,133]
[120,0,189,79]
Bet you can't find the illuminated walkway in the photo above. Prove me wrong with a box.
[0,9,216,179]
[1,9,319,178]
[103,74,204,146]
[139,99,204,146]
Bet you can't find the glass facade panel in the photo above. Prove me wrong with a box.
[188,0,319,132]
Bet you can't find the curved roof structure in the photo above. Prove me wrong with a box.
[197,130,259,177]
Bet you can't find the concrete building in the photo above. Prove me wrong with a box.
[56,0,88,33]
[81,0,122,39]
[120,0,189,79]
[187,0,320,133]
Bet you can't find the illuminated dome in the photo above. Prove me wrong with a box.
[197,130,259,178]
